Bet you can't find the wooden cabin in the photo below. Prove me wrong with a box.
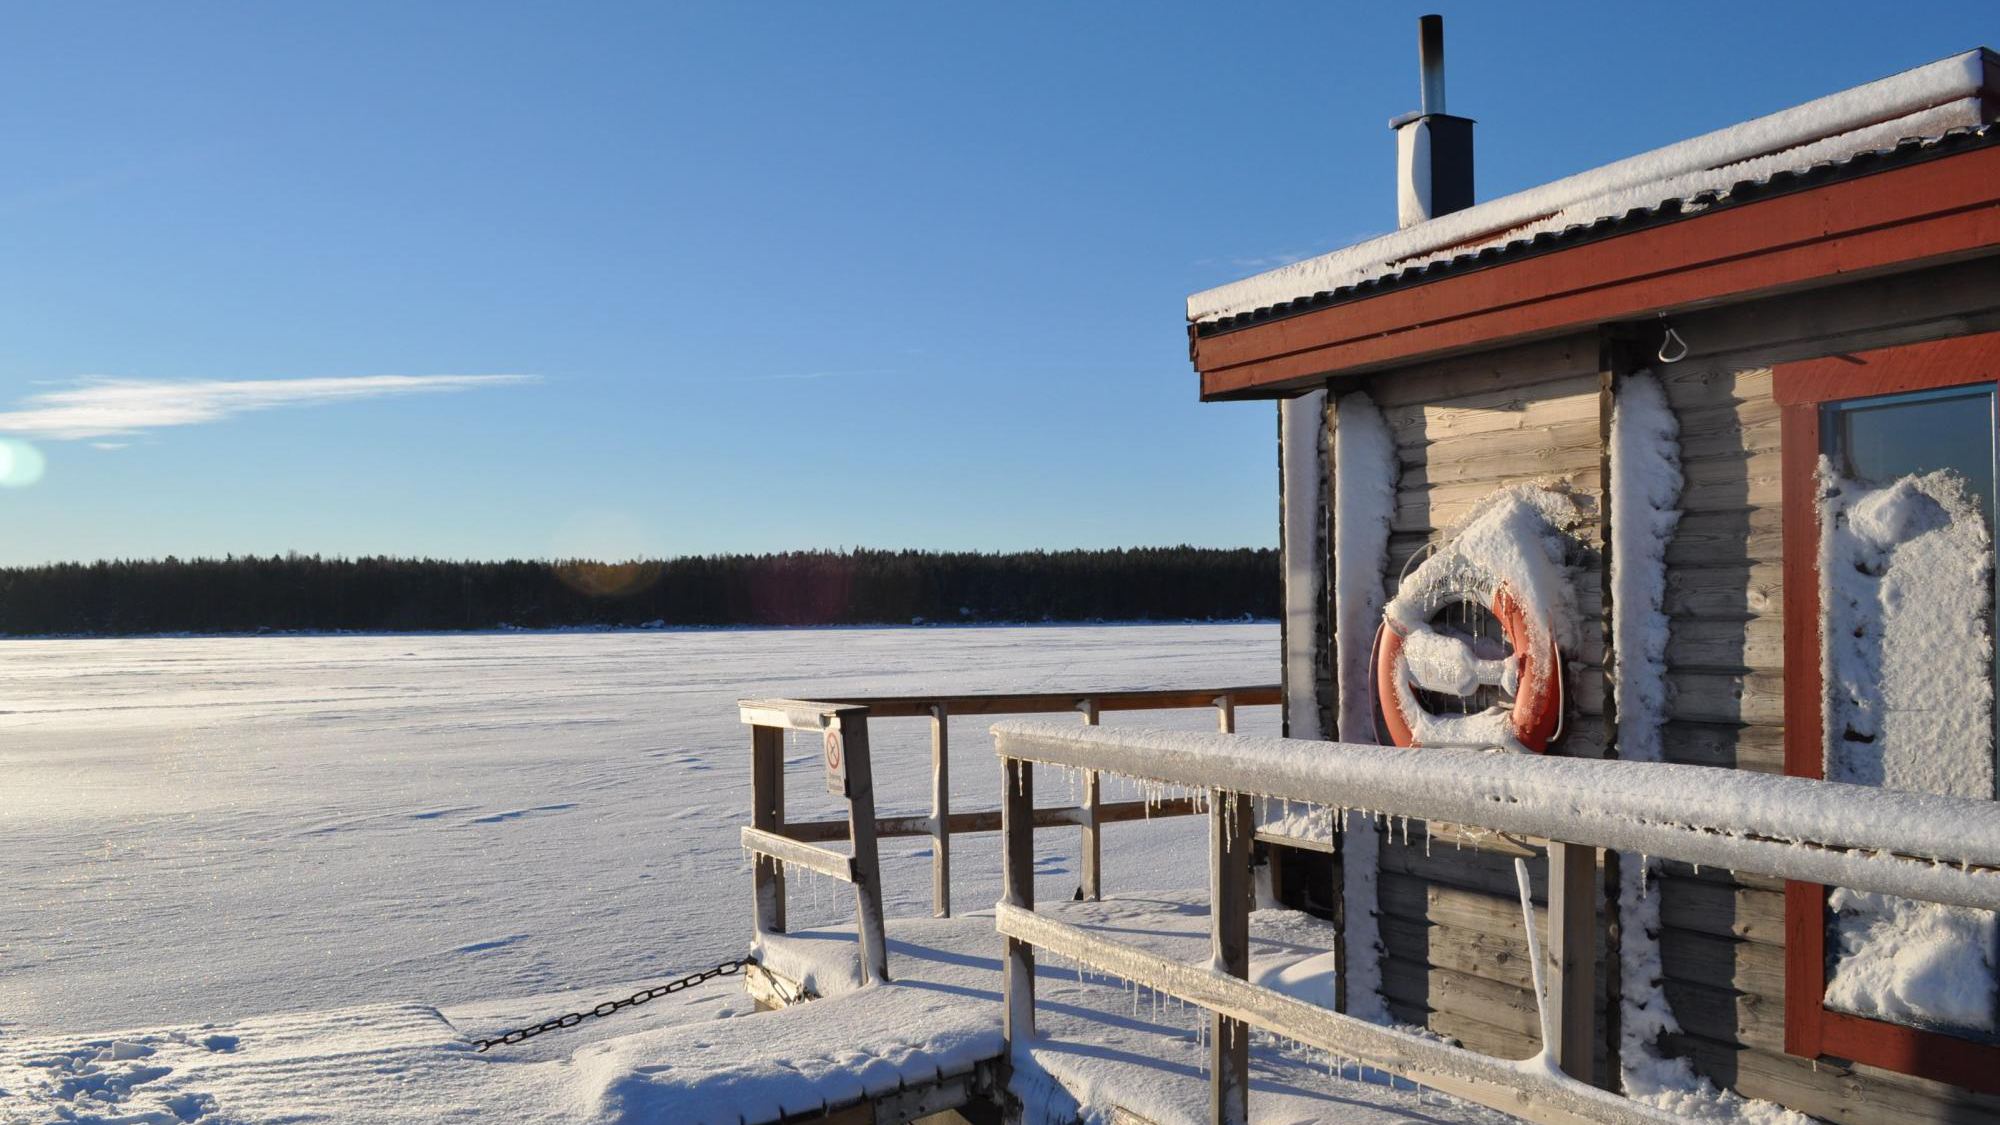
[1190,28,2000,1125]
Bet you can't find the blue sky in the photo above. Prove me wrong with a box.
[0,3,1992,565]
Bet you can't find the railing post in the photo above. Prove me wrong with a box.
[1215,693,1236,734]
[750,723,786,934]
[1002,754,1036,1055]
[1079,698,1102,901]
[1211,788,1253,1125]
[1548,840,1598,1083]
[835,711,891,984]
[929,702,951,919]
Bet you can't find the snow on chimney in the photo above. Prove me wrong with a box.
[1391,14,1475,229]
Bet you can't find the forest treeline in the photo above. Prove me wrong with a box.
[0,548,1277,635]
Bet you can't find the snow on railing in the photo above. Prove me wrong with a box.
[990,719,2000,1125]
[738,687,1278,987]
[993,722,2000,909]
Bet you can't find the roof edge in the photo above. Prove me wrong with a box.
[1187,48,1993,326]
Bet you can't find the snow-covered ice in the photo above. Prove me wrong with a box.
[0,625,1274,1040]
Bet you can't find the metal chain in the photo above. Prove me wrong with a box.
[471,957,755,1052]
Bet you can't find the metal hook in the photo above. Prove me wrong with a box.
[1657,314,1689,364]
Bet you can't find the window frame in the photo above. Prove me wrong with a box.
[1777,330,2000,1091]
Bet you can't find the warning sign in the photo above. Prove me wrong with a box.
[824,727,847,795]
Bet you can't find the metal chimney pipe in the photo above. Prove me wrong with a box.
[1419,14,1446,115]
[1392,15,1474,229]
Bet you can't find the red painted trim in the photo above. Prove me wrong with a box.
[1777,333,2000,1093]
[1773,331,2000,404]
[1821,1009,2000,1086]
[1195,145,2000,399]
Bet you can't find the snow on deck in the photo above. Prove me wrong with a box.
[0,893,1523,1125]
[750,894,1520,1125]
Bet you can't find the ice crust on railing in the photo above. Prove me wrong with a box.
[990,721,2000,909]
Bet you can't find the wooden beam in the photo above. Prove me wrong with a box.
[930,703,951,919]
[1193,144,2000,397]
[750,724,787,934]
[1212,792,1254,1125]
[1547,842,1599,1084]
[1002,757,1036,1055]
[989,723,2000,908]
[996,904,1687,1125]
[815,685,1281,718]
[739,698,869,732]
[779,797,1206,844]
[1080,699,1102,902]
[836,713,890,984]
[740,825,856,883]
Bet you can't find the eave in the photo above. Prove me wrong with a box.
[1191,140,2000,401]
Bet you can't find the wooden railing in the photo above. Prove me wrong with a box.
[991,720,2000,1125]
[738,686,1278,984]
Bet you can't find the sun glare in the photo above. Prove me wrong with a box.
[0,439,45,488]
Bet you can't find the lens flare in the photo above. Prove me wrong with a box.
[0,439,46,487]
[555,560,662,598]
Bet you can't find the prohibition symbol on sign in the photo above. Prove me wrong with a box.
[823,727,848,796]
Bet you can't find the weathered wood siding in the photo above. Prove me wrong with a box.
[1323,257,2000,1122]
[1646,362,2000,1123]
[1353,332,1614,1080]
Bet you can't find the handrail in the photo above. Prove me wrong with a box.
[992,721,2000,908]
[739,685,1278,988]
[818,685,1280,718]
[991,720,2000,1125]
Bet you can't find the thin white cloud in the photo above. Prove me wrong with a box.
[738,369,884,383]
[0,374,538,440]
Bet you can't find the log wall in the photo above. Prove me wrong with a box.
[1355,331,1615,1081]
[1323,255,2000,1122]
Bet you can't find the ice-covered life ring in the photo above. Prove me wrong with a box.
[1371,570,1565,754]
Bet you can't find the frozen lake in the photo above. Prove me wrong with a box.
[2,624,1277,1035]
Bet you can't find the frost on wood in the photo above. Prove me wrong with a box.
[1280,390,1329,743]
[1608,374,1680,769]
[1264,390,1333,848]
[1607,375,1804,1123]
[1381,484,1582,753]
[1332,390,1396,1023]
[1608,370,1686,1093]
[1820,463,1998,1032]
[1188,51,1986,323]
[990,719,2000,910]
[1334,391,1397,745]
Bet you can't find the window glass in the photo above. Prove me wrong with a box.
[1832,388,1996,521]
[1820,386,1997,1039]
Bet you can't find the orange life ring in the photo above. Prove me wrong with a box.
[1371,582,1564,753]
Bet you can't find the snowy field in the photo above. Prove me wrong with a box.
[1,624,1277,1039]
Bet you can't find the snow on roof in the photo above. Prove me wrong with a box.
[1188,50,1993,326]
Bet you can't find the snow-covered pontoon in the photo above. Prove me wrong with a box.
[732,23,2000,1125]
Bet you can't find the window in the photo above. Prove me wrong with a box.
[1778,332,2000,1090]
